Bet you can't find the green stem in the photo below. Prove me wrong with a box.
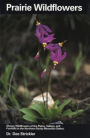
[38,49,45,105]
[46,66,52,108]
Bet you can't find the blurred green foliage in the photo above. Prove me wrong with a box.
[22,66,38,80]
[73,43,84,80]
[0,64,12,92]
[0,64,20,108]
[74,43,84,73]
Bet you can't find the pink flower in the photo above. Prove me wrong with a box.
[46,43,59,51]
[50,48,67,66]
[46,42,65,51]
[35,21,55,45]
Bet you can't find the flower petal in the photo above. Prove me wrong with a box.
[43,25,52,33]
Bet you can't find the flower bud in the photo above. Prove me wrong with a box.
[40,69,46,78]
[34,51,40,60]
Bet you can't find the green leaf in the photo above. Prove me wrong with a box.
[58,98,72,114]
[20,108,38,122]
[30,103,47,118]
[62,109,72,117]
[71,109,84,117]
[20,108,34,115]
[63,109,83,118]
[48,108,58,121]
[45,100,60,121]
[23,114,37,123]
[53,100,59,108]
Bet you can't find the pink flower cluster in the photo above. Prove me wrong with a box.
[34,21,67,78]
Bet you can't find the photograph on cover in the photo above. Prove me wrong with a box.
[0,14,90,126]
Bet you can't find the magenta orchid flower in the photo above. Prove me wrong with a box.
[46,42,65,51]
[35,21,52,36]
[39,34,55,44]
[35,21,55,47]
[46,43,59,51]
[50,48,67,66]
